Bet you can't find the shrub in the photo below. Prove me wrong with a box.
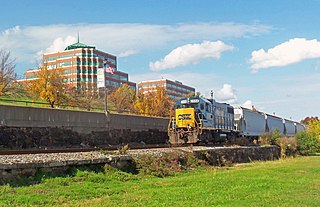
[295,131,320,155]
[134,151,200,177]
[277,137,298,158]
[258,133,272,145]
[259,129,281,146]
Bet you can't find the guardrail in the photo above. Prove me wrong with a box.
[0,98,106,112]
[0,98,144,115]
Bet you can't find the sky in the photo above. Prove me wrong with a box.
[1,0,320,121]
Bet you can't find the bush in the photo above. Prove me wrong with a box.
[134,151,199,177]
[259,129,280,145]
[295,131,320,155]
[278,137,298,158]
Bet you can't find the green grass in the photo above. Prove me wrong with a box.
[0,156,319,207]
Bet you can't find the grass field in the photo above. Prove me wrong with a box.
[0,156,319,207]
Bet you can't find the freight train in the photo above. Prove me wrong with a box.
[168,96,305,144]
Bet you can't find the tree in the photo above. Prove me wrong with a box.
[150,87,173,117]
[187,91,201,98]
[134,92,150,115]
[134,87,173,117]
[301,116,319,125]
[108,84,136,112]
[68,82,101,111]
[296,118,320,155]
[0,49,17,95]
[27,66,65,108]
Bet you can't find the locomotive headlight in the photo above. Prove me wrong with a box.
[181,100,188,104]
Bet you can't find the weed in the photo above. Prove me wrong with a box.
[0,184,15,194]
[134,151,200,177]
[104,164,137,181]
[118,144,129,155]
[259,130,281,146]
[278,137,298,158]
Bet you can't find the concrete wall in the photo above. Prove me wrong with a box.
[0,105,169,149]
[0,105,168,133]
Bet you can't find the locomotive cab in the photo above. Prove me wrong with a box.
[168,98,203,144]
[168,96,236,145]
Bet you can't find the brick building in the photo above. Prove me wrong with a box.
[22,39,136,92]
[138,79,195,100]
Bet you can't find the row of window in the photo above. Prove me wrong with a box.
[166,83,194,93]
[106,73,127,81]
[44,54,116,66]
[139,83,193,93]
[47,61,116,69]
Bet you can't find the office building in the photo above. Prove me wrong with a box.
[138,79,195,100]
[23,39,136,92]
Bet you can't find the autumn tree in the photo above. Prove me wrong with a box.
[150,87,173,117]
[134,91,152,115]
[134,87,173,117]
[301,116,319,125]
[68,82,101,111]
[27,66,65,108]
[186,91,201,98]
[0,49,17,95]
[108,84,136,112]
[296,118,320,155]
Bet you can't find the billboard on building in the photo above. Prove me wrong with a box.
[97,68,105,88]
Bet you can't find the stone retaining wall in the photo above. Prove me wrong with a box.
[0,126,167,149]
[0,146,280,184]
[194,146,281,165]
[0,105,169,149]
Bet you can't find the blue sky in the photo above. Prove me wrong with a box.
[1,0,320,121]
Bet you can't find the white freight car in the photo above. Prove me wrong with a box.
[234,107,267,137]
[266,114,285,135]
[284,119,296,136]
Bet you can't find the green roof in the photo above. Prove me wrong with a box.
[64,34,96,50]
[65,42,96,50]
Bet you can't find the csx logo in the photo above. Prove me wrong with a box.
[178,114,192,120]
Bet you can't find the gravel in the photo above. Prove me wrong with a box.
[0,151,112,165]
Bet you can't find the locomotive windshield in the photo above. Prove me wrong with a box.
[175,98,200,109]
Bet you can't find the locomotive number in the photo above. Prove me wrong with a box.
[178,114,192,120]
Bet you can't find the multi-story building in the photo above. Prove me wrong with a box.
[23,39,136,92]
[138,79,195,100]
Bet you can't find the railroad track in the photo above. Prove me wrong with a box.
[0,144,173,155]
[0,141,249,155]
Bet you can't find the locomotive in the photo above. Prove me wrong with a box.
[168,96,305,144]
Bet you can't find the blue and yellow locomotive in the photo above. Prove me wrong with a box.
[168,96,236,144]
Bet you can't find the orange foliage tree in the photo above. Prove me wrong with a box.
[108,84,136,113]
[27,66,65,108]
[134,86,173,117]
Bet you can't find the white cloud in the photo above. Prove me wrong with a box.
[241,100,254,110]
[45,36,76,53]
[0,22,271,74]
[250,38,320,72]
[34,36,77,64]
[149,41,234,71]
[118,49,139,57]
[215,84,237,104]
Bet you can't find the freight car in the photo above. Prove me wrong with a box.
[168,97,305,144]
[234,107,305,138]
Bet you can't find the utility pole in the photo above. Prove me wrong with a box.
[103,59,108,116]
